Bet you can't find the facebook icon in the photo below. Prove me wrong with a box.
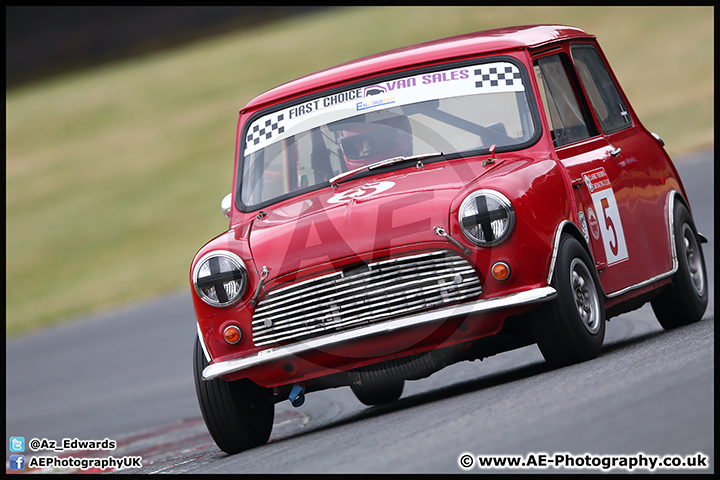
[9,455,25,470]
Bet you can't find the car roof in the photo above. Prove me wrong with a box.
[242,24,594,112]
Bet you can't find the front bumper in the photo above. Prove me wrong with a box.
[201,286,556,381]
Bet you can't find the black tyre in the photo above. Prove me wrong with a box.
[350,373,404,406]
[651,202,708,329]
[532,234,605,367]
[193,338,274,454]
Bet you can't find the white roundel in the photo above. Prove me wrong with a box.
[327,181,395,204]
[578,210,590,243]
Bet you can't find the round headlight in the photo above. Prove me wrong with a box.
[193,251,248,307]
[458,189,515,246]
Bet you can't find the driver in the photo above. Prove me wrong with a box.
[336,115,413,170]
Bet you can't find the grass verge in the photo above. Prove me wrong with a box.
[6,6,713,336]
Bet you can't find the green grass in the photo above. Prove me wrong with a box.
[6,6,714,337]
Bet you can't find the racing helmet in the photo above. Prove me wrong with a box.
[337,115,412,170]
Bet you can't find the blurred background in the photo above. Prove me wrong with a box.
[6,7,325,87]
[6,6,714,337]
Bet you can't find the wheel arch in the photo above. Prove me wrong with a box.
[546,219,596,289]
[197,322,212,364]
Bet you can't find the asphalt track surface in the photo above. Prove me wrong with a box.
[6,150,714,474]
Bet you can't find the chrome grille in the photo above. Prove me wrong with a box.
[251,250,482,347]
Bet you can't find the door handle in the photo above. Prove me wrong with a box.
[610,147,622,157]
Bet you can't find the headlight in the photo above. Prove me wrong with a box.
[458,189,515,246]
[193,251,248,307]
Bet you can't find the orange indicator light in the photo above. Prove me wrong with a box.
[223,325,242,344]
[492,262,511,281]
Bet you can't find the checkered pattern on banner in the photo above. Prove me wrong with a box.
[474,65,522,88]
[246,113,285,147]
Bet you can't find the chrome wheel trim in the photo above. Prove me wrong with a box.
[570,258,601,334]
[682,223,705,297]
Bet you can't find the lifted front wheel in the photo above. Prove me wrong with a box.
[193,338,274,454]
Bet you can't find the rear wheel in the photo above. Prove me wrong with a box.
[193,338,274,454]
[532,234,605,367]
[651,202,708,329]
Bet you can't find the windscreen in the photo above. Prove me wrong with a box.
[239,60,536,208]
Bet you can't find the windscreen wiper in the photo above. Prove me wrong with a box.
[329,152,443,189]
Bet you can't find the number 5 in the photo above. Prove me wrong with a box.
[601,197,619,256]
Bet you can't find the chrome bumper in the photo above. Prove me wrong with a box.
[202,286,556,381]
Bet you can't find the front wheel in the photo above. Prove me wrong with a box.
[193,338,274,454]
[651,202,708,329]
[532,234,606,367]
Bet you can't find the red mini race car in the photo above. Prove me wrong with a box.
[190,25,708,454]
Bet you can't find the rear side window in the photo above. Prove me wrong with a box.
[533,54,593,147]
[571,45,632,133]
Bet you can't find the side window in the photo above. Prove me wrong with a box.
[533,54,594,147]
[571,45,632,133]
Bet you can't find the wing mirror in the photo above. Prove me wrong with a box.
[221,193,232,219]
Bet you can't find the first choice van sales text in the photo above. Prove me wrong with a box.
[287,69,470,119]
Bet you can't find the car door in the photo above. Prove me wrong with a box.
[532,50,649,294]
[569,44,674,281]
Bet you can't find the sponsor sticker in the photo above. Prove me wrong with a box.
[587,206,600,240]
[244,61,524,156]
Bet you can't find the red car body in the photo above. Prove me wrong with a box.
[191,25,707,453]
